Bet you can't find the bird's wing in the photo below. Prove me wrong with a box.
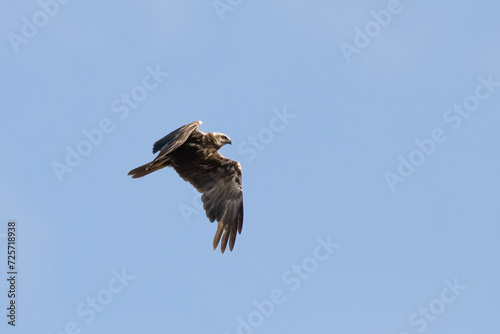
[152,121,202,155]
[176,154,243,253]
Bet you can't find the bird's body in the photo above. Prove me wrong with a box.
[128,121,244,253]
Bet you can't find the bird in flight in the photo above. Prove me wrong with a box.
[128,121,244,253]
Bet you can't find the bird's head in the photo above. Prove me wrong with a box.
[213,133,232,148]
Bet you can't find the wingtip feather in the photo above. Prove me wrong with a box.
[220,231,230,253]
[213,223,224,251]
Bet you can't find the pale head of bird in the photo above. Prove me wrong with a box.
[213,132,232,148]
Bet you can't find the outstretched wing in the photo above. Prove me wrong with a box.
[128,121,203,178]
[175,154,243,253]
[152,121,202,155]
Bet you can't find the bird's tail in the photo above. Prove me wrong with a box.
[128,161,167,178]
[128,156,171,178]
[128,163,154,178]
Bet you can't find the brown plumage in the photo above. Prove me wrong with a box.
[128,121,244,253]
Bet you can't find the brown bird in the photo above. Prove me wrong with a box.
[128,121,243,253]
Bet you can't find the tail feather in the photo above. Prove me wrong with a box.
[128,162,160,178]
[128,155,171,178]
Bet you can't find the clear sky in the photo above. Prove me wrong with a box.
[1,1,499,333]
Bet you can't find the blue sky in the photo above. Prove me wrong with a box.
[1,0,499,333]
